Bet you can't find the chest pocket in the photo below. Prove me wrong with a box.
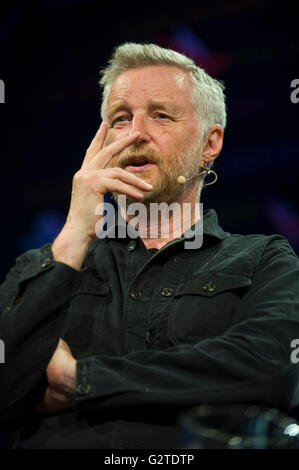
[167,271,252,345]
[63,270,110,355]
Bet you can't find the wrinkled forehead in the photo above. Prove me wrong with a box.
[106,65,194,108]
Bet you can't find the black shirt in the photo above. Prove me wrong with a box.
[0,209,299,448]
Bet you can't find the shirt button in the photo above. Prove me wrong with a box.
[202,281,216,293]
[76,384,91,396]
[41,258,52,268]
[127,240,137,251]
[130,290,142,301]
[160,287,174,297]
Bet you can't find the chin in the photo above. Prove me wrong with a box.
[132,169,156,183]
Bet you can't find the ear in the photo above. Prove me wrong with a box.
[202,125,223,165]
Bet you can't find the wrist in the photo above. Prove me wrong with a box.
[52,225,94,270]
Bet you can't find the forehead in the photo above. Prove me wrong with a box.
[106,65,194,110]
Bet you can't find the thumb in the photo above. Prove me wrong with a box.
[58,338,72,354]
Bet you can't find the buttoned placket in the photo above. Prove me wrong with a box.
[122,239,156,354]
[121,234,195,355]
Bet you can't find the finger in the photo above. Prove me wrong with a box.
[82,121,109,166]
[35,387,72,414]
[58,338,72,353]
[90,131,141,170]
[97,177,148,200]
[101,168,153,191]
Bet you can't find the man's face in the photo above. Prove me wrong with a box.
[104,65,202,205]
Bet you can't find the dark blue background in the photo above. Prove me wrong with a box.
[1,0,298,284]
[0,0,298,447]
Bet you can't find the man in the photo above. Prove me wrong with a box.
[0,43,299,449]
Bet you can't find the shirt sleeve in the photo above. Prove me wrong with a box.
[0,244,83,426]
[73,237,299,417]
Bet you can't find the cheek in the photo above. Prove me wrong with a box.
[156,129,178,151]
[104,128,127,147]
[159,130,190,155]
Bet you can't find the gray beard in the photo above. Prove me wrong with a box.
[109,141,203,210]
[111,169,188,210]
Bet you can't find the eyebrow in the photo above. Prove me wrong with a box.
[106,102,130,121]
[148,100,180,113]
[107,99,181,120]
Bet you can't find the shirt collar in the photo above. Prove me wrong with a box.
[201,209,229,241]
[101,206,228,245]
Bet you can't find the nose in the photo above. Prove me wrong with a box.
[129,113,151,143]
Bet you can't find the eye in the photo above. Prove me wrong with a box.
[155,113,169,120]
[112,115,130,126]
[116,116,128,122]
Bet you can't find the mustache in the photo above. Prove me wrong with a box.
[116,144,162,168]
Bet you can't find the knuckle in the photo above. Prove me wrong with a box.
[111,167,124,176]
[102,167,120,179]
[73,170,94,185]
[73,170,83,182]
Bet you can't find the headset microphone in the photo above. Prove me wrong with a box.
[177,174,197,184]
[176,168,218,186]
[177,168,207,185]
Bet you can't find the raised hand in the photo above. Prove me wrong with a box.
[52,122,152,269]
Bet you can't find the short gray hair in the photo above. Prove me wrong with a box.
[99,42,227,141]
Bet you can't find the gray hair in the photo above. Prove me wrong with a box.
[99,42,227,142]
